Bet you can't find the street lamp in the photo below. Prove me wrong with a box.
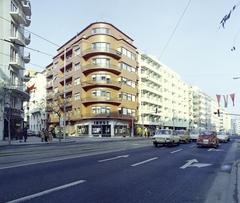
[63,43,79,142]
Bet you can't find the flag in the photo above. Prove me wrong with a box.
[230,93,235,106]
[27,83,36,94]
[223,95,228,108]
[216,94,221,107]
[129,121,132,128]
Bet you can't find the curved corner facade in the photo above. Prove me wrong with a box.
[46,22,138,137]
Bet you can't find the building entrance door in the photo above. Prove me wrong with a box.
[102,125,111,137]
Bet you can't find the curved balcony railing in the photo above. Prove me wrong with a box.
[82,47,122,60]
[78,112,134,120]
[81,97,122,105]
[81,80,122,90]
[81,63,122,75]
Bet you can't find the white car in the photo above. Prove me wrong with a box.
[217,132,230,143]
[190,130,199,141]
[152,129,180,147]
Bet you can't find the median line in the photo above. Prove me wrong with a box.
[171,149,182,154]
[6,180,86,203]
[131,157,158,167]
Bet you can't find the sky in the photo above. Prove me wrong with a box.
[27,0,240,116]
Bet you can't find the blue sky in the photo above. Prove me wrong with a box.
[27,0,240,115]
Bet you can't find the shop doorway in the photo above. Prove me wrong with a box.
[102,125,111,137]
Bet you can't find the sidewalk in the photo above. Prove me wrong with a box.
[0,135,148,147]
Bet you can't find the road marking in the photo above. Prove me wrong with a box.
[180,159,198,169]
[98,155,129,162]
[208,148,223,151]
[180,159,212,169]
[189,145,196,148]
[131,157,158,167]
[171,149,182,154]
[6,180,86,203]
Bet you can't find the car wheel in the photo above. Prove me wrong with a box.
[177,141,180,146]
[154,143,158,147]
[169,142,174,147]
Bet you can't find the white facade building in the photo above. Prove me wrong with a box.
[23,70,46,133]
[0,0,32,140]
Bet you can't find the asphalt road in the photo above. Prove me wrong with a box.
[0,137,239,203]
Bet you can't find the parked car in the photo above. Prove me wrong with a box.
[152,129,180,147]
[190,130,200,141]
[196,130,219,148]
[176,130,191,143]
[217,132,230,143]
[27,130,35,136]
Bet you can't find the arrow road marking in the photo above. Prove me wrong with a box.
[189,163,212,168]
[180,159,212,169]
[98,155,129,162]
[131,157,158,167]
[180,159,198,169]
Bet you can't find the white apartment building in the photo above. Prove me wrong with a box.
[231,119,240,135]
[137,53,227,134]
[23,70,46,133]
[0,0,31,140]
[138,53,190,135]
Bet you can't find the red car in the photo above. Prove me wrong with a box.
[196,130,219,148]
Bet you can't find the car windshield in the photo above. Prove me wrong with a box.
[201,131,212,136]
[218,132,226,135]
[190,131,198,134]
[156,130,171,135]
[176,131,185,135]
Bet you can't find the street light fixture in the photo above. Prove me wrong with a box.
[63,43,79,142]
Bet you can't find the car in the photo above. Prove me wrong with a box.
[217,132,230,142]
[196,130,219,148]
[152,129,180,147]
[27,130,35,136]
[190,130,200,141]
[176,130,191,143]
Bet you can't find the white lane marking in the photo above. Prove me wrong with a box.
[98,155,129,162]
[131,157,158,167]
[6,180,86,203]
[171,149,182,154]
[180,159,198,169]
[189,145,196,148]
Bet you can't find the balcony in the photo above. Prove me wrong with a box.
[82,97,121,105]
[22,0,32,16]
[80,112,132,120]
[23,52,30,63]
[30,107,41,114]
[46,91,54,100]
[82,64,122,75]
[25,33,31,45]
[82,48,122,60]
[46,81,53,89]
[81,80,122,90]
[26,16,31,27]
[7,83,30,101]
[9,55,24,70]
[22,73,31,82]
[10,7,26,25]
[9,30,26,46]
[46,70,53,78]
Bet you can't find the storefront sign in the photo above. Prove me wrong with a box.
[93,121,109,125]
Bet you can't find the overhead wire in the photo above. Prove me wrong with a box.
[159,0,192,60]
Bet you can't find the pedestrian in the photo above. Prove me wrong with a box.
[18,128,23,142]
[23,127,28,142]
[40,129,45,142]
[44,129,49,142]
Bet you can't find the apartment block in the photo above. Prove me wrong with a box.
[0,0,31,140]
[46,22,138,137]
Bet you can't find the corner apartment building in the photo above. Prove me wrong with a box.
[0,0,31,140]
[137,53,190,135]
[46,22,138,137]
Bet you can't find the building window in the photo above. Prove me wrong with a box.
[75,93,80,100]
[54,62,58,68]
[92,58,110,68]
[10,22,17,37]
[54,87,58,93]
[10,1,17,12]
[10,46,17,62]
[92,106,110,114]
[74,48,80,56]
[92,28,110,34]
[74,78,80,85]
[75,63,80,70]
[92,42,110,52]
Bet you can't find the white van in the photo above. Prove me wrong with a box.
[190,130,200,141]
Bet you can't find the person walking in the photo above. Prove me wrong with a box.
[40,129,45,142]
[18,128,23,142]
[23,127,28,142]
[44,129,49,142]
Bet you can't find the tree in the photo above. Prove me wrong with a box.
[45,91,70,142]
